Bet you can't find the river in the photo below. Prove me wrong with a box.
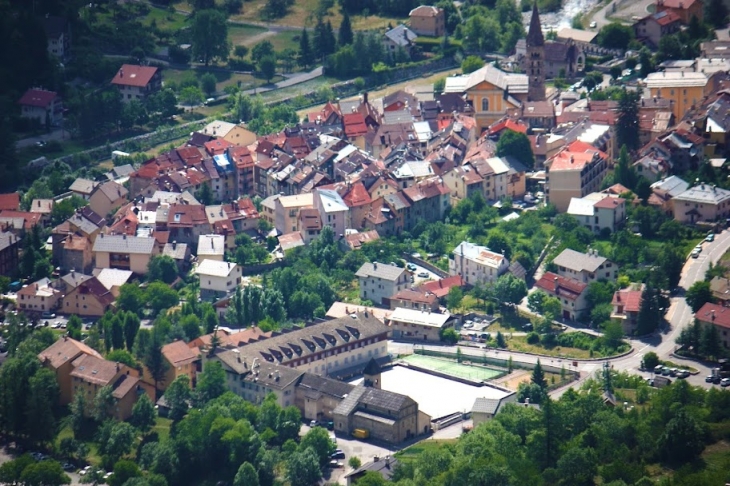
[522,0,602,31]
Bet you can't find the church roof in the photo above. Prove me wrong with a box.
[527,2,545,47]
[363,357,382,375]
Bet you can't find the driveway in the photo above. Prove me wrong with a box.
[16,128,71,150]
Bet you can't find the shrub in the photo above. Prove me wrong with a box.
[526,332,540,344]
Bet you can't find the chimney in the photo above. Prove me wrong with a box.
[363,92,369,104]
[116,362,120,372]
[211,238,214,249]
[172,240,177,250]
[119,68,124,78]
[525,397,530,404]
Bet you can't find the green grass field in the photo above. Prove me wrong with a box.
[402,354,504,381]
[228,23,268,46]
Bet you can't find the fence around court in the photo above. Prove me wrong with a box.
[414,347,580,379]
[401,354,507,382]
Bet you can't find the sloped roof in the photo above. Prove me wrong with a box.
[611,289,642,312]
[356,262,406,281]
[553,248,607,273]
[18,89,58,108]
[535,271,587,301]
[162,340,199,367]
[111,65,158,88]
[92,235,155,254]
[696,302,730,329]
[38,337,102,369]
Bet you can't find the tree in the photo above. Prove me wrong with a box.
[252,40,275,66]
[685,280,713,313]
[496,331,506,348]
[496,129,534,169]
[338,11,353,46]
[70,392,86,438]
[461,55,485,74]
[528,291,547,314]
[93,386,115,423]
[121,312,140,352]
[700,323,721,359]
[616,89,640,150]
[19,461,70,486]
[287,447,322,486]
[556,447,598,486]
[636,284,666,335]
[111,315,125,350]
[259,55,277,83]
[300,426,336,465]
[263,0,291,19]
[66,314,82,340]
[195,361,226,405]
[180,314,201,342]
[200,73,217,96]
[658,409,706,464]
[614,145,637,190]
[706,0,729,28]
[131,394,156,434]
[191,9,229,66]
[224,0,244,15]
[440,327,459,344]
[164,375,191,421]
[147,282,179,316]
[104,422,136,464]
[118,284,144,315]
[597,22,634,50]
[149,88,178,118]
[602,321,624,350]
[234,44,249,60]
[180,86,204,107]
[298,29,314,68]
[25,368,58,445]
[446,286,463,311]
[109,460,141,486]
[144,329,169,397]
[233,462,259,486]
[532,359,547,389]
[494,274,528,306]
[195,183,214,206]
[348,456,362,469]
[642,351,660,370]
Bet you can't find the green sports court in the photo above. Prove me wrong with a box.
[401,354,505,381]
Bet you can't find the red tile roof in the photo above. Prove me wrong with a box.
[695,302,730,329]
[111,65,158,88]
[204,139,233,156]
[229,146,254,169]
[548,141,608,171]
[419,276,465,298]
[655,10,681,25]
[489,119,528,135]
[0,193,20,211]
[611,289,642,313]
[343,181,372,208]
[535,272,587,301]
[657,0,699,10]
[162,340,199,366]
[593,196,625,210]
[18,89,58,108]
[390,289,438,305]
[176,146,204,166]
[343,113,369,138]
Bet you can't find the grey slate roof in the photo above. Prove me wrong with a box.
[356,262,406,281]
[553,248,607,273]
[92,234,155,254]
[0,231,18,251]
[297,373,355,400]
[384,25,417,46]
[162,242,188,260]
[472,397,501,415]
[218,313,388,370]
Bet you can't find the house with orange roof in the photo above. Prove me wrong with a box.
[633,10,682,49]
[695,302,730,349]
[204,138,233,157]
[343,112,369,149]
[0,193,20,212]
[230,146,255,197]
[402,176,451,228]
[18,88,63,126]
[419,276,466,299]
[143,340,199,391]
[70,354,150,419]
[111,64,161,103]
[611,284,644,334]
[387,289,440,312]
[545,140,609,212]
[655,0,703,24]
[62,276,115,317]
[535,271,589,320]
[343,230,380,250]
[0,210,44,232]
[38,336,103,405]
[449,241,509,285]
[167,204,211,246]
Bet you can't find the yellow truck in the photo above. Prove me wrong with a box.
[352,428,369,439]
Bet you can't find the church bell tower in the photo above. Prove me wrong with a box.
[527,2,546,102]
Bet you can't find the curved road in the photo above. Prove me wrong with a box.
[389,229,730,396]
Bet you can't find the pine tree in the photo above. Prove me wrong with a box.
[617,89,640,150]
[298,28,313,68]
[338,11,353,46]
[614,145,637,190]
[532,359,547,389]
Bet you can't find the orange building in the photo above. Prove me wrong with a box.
[38,337,103,405]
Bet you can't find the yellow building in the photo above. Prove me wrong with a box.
[645,71,708,120]
[444,64,528,132]
[546,141,610,212]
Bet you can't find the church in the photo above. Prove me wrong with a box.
[443,3,571,132]
[516,3,585,83]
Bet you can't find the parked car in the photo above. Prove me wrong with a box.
[331,450,345,459]
[309,420,319,428]
[41,312,55,319]
[62,463,75,472]
[328,460,344,468]
[590,21,597,28]
[721,378,730,387]
[417,271,429,278]
[706,374,715,382]
[406,263,417,272]
[706,233,715,242]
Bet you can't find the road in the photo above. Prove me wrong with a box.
[590,0,654,28]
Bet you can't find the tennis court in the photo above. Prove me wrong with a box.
[401,354,504,381]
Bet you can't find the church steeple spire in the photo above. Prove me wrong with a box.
[527,1,545,47]
[526,2,546,101]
